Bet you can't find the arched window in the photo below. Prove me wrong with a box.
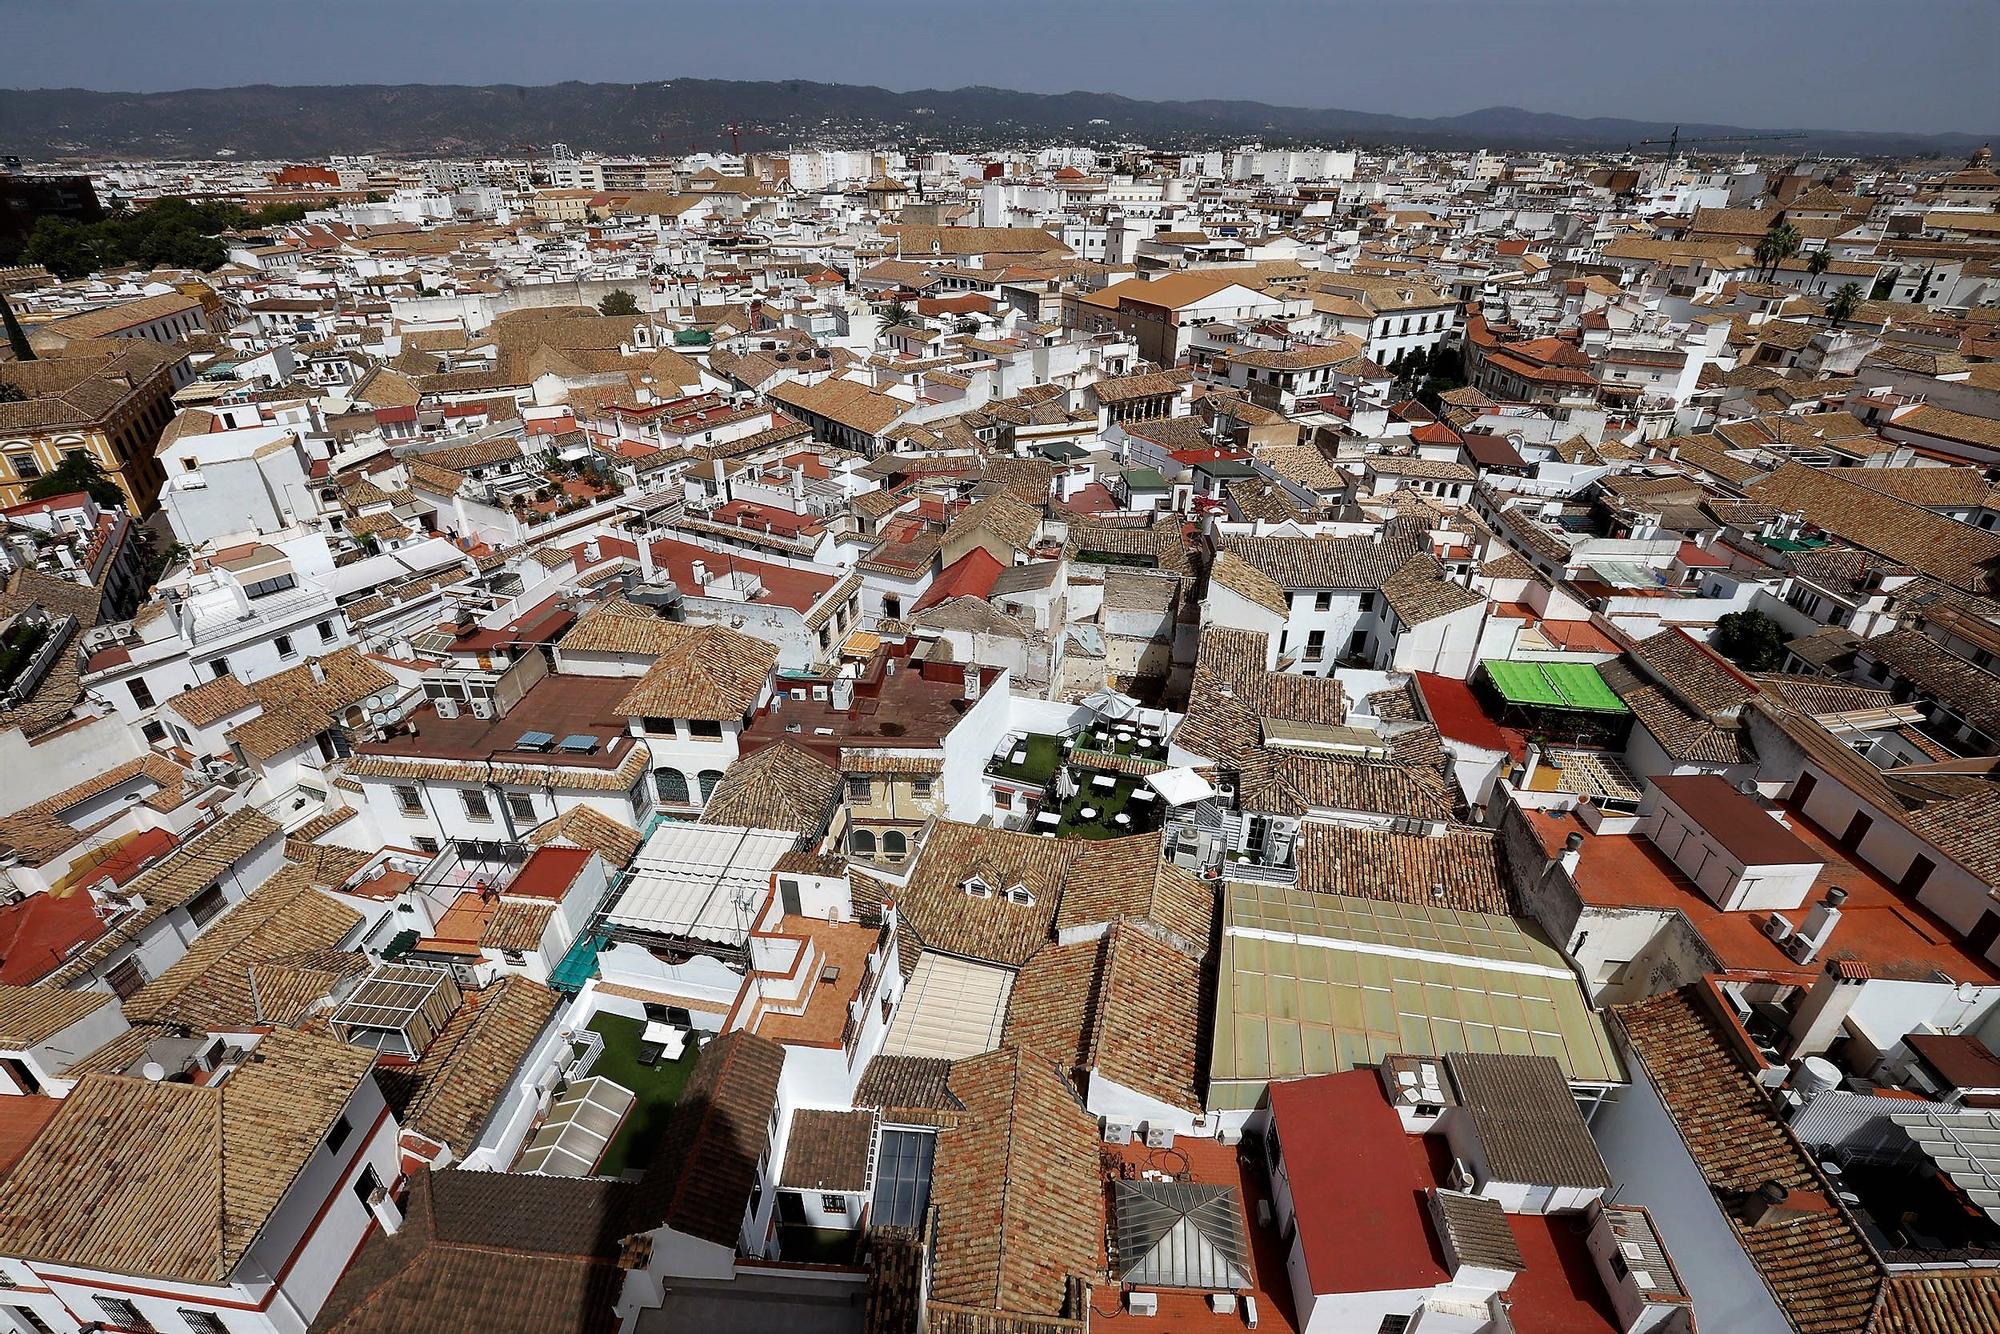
[851,828,877,857]
[882,830,907,860]
[697,770,725,802]
[653,769,690,805]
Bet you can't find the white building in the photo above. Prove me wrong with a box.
[0,1029,401,1334]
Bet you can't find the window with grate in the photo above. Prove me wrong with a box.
[94,1297,149,1330]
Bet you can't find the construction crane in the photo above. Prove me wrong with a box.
[724,123,743,157]
[509,143,542,185]
[1633,126,1808,159]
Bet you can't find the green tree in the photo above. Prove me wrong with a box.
[20,195,294,280]
[22,218,105,281]
[880,300,912,327]
[1754,222,1801,282]
[144,540,189,587]
[597,289,641,317]
[1712,609,1788,672]
[26,453,126,510]
[1825,281,1864,329]
[1805,248,1831,293]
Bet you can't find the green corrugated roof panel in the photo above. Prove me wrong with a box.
[1482,659,1629,714]
[1207,883,1625,1109]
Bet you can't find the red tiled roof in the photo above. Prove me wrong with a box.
[910,547,1004,614]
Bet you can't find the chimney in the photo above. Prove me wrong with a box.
[367,1183,405,1236]
[963,664,981,701]
[1741,1181,1834,1229]
[1559,830,1584,879]
[638,533,657,583]
[583,537,601,563]
[1791,886,1848,965]
[1784,955,1868,1058]
[692,559,709,589]
[830,675,854,711]
[309,659,325,685]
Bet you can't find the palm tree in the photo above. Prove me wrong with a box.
[1805,248,1831,293]
[1755,222,1801,282]
[1825,281,1864,329]
[880,300,912,328]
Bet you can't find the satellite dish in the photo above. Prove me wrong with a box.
[141,1062,168,1082]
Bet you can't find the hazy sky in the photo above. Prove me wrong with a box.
[5,0,1995,135]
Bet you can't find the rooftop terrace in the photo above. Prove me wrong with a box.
[1529,806,2000,985]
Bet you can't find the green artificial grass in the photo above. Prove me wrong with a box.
[580,1012,698,1178]
[988,732,1064,785]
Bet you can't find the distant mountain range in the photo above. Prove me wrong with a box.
[1,79,1988,163]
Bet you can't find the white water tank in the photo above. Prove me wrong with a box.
[1794,1055,1841,1100]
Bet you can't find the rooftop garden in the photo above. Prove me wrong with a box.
[1050,772,1159,840]
[574,1011,697,1178]
[986,731,1064,786]
[1069,721,1171,766]
[0,620,53,697]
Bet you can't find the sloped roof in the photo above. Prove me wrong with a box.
[1207,551,1290,617]
[1293,823,1507,913]
[626,1029,785,1247]
[377,975,559,1155]
[698,740,842,833]
[0,1029,374,1284]
[931,1048,1103,1316]
[1004,923,1205,1114]
[0,984,117,1049]
[1055,835,1213,952]
[886,822,1071,969]
[227,648,397,761]
[527,804,643,869]
[612,624,777,722]
[1615,987,1881,1334]
[308,1168,628,1334]
[122,860,366,1030]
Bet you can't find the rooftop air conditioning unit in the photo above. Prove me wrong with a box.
[1125,1292,1158,1317]
[1144,1124,1176,1150]
[1763,912,1795,944]
[1104,1121,1137,1146]
[468,698,494,720]
[434,698,459,720]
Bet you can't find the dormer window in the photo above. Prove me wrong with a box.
[963,876,993,899]
[1004,884,1034,906]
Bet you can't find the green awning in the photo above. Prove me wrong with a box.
[1483,660,1628,714]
